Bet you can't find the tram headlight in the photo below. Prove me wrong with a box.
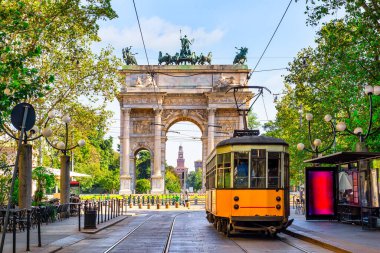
[234,196,239,201]
[276,196,281,202]
[276,204,281,210]
[234,204,239,210]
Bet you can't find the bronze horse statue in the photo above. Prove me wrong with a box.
[158,51,172,65]
[233,47,248,65]
[198,52,212,65]
[122,46,137,65]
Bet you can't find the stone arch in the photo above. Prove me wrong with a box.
[163,113,206,135]
[118,65,251,194]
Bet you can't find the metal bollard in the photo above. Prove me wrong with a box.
[97,201,100,224]
[78,203,81,231]
[38,208,41,247]
[13,212,16,253]
[26,209,31,252]
[101,201,103,223]
[108,200,110,221]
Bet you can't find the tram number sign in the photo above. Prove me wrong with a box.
[233,130,260,137]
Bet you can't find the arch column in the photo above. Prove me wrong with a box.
[207,108,216,155]
[119,108,132,194]
[151,108,164,193]
[201,136,208,191]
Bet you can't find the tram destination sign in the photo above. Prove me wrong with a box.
[233,130,260,137]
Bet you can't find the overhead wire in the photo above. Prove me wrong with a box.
[251,0,293,74]
[131,0,160,109]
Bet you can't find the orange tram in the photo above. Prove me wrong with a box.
[205,134,293,236]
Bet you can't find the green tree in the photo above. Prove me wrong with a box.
[265,3,380,187]
[135,179,151,194]
[248,111,260,130]
[136,150,151,179]
[165,165,181,193]
[0,1,119,124]
[32,166,55,204]
[186,170,203,192]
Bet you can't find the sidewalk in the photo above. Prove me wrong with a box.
[1,204,203,253]
[2,214,127,253]
[286,208,380,253]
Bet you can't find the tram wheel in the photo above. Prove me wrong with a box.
[216,220,222,232]
[225,223,232,237]
[213,218,217,229]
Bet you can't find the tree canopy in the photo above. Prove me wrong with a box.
[266,0,380,187]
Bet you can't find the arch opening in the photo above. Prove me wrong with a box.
[165,120,203,193]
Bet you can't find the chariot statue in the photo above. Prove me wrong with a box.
[233,47,248,65]
[157,33,212,65]
[122,46,138,65]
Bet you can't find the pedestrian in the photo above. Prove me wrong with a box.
[184,191,189,207]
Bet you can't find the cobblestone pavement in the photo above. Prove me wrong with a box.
[56,210,333,253]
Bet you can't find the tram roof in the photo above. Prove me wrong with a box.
[216,135,288,147]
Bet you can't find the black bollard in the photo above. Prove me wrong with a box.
[101,202,103,223]
[26,209,31,252]
[37,208,41,247]
[108,200,110,221]
[12,212,16,253]
[97,201,100,224]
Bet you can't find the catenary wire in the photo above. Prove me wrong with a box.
[251,0,293,74]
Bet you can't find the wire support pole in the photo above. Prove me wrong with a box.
[0,106,29,253]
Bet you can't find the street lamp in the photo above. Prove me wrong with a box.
[297,112,336,157]
[42,112,85,204]
[335,85,380,152]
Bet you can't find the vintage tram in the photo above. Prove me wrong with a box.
[205,132,293,236]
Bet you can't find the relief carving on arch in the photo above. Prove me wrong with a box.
[163,96,207,106]
[132,120,152,134]
[217,119,238,133]
[131,141,154,156]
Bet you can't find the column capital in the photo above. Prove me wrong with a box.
[207,107,216,114]
[154,107,163,116]
[122,107,132,114]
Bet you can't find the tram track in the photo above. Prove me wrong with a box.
[229,234,314,253]
[103,212,187,253]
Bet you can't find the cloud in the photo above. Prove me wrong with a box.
[98,16,225,53]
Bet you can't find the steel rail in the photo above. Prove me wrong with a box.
[163,212,188,253]
[103,215,155,253]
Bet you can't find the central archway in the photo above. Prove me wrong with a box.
[165,119,203,193]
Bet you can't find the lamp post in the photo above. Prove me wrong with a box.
[297,113,336,158]
[335,85,380,152]
[42,112,85,204]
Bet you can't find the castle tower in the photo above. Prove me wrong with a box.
[174,145,188,190]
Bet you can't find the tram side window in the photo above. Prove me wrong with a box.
[268,152,281,188]
[234,152,249,188]
[251,149,266,188]
[216,153,232,188]
[224,153,231,188]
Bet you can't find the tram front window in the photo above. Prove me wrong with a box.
[234,152,249,188]
[268,152,281,188]
[251,149,266,188]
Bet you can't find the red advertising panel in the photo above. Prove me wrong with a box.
[305,167,337,220]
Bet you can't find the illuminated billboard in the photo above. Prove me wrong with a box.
[305,167,337,220]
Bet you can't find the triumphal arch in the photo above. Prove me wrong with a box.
[118,40,252,194]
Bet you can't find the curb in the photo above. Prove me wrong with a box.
[284,227,352,253]
[81,215,128,234]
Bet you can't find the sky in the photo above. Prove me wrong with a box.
[94,0,322,170]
